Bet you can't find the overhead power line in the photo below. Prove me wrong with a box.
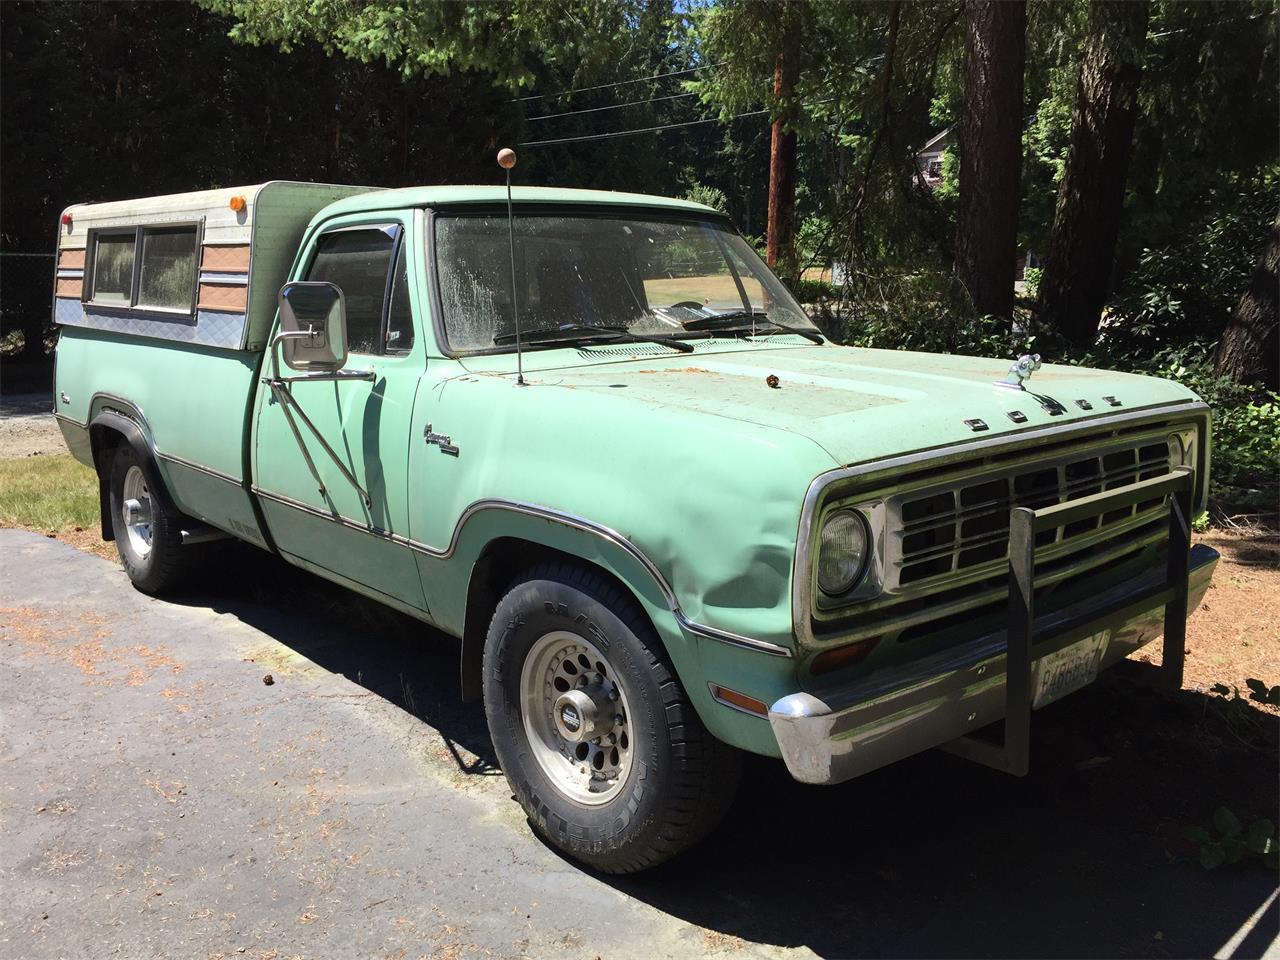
[527,91,698,122]
[520,109,768,148]
[514,61,725,103]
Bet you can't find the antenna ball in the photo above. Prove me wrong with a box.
[497,148,517,170]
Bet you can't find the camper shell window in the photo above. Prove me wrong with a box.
[86,222,201,316]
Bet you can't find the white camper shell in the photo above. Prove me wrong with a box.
[54,181,376,351]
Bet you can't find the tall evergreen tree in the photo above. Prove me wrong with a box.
[1036,0,1149,347]
[1213,208,1280,389]
[956,0,1025,320]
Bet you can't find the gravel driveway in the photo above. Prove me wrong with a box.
[1,529,1276,959]
[0,394,63,459]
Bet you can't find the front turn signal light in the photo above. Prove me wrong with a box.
[810,636,882,676]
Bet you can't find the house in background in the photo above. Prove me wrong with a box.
[914,126,1039,285]
[916,128,953,188]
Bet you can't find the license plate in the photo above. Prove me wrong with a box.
[1032,630,1110,708]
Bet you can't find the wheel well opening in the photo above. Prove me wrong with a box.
[459,537,660,702]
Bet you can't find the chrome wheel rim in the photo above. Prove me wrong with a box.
[519,630,633,805]
[121,465,153,560]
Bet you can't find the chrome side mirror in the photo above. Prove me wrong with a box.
[277,281,348,372]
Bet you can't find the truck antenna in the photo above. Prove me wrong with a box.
[497,147,524,386]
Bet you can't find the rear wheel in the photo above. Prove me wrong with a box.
[106,443,206,594]
[483,561,740,873]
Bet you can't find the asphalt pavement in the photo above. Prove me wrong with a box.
[1,529,1276,959]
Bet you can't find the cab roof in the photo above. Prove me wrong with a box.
[312,185,721,225]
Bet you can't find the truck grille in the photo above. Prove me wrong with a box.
[893,438,1172,588]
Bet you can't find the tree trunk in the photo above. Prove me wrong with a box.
[1212,208,1280,389]
[956,0,1026,320]
[1036,0,1148,347]
[766,5,802,278]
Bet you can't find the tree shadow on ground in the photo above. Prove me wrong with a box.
[171,541,1278,959]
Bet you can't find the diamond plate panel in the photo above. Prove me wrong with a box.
[53,298,246,350]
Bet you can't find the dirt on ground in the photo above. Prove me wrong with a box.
[0,393,65,459]
[1178,532,1280,698]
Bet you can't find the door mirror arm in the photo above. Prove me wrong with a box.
[264,286,375,509]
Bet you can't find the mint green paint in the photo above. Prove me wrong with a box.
[250,209,427,611]
[53,186,1213,762]
[53,326,265,542]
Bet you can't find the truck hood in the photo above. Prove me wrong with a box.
[521,342,1203,467]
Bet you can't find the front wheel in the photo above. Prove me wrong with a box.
[483,562,740,874]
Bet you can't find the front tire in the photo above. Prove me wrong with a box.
[483,561,740,873]
[106,443,204,595]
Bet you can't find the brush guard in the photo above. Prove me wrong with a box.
[941,466,1194,776]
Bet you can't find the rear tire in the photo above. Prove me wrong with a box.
[106,443,206,595]
[483,560,740,874]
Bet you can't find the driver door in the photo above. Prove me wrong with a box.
[252,216,428,613]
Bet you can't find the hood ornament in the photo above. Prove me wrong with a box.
[997,353,1041,390]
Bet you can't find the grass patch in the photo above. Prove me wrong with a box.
[0,454,99,532]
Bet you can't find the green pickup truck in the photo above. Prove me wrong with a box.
[52,179,1218,873]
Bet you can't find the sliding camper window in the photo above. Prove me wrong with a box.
[86,223,199,315]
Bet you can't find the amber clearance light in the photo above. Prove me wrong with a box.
[229,194,247,212]
[708,683,769,717]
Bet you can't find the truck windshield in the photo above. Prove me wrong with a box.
[433,212,816,353]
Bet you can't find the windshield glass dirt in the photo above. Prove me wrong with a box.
[434,212,815,352]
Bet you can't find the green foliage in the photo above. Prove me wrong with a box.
[201,0,630,89]
[828,268,1027,357]
[1093,172,1278,365]
[1183,808,1278,872]
[682,183,729,214]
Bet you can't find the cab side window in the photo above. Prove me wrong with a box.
[306,224,412,356]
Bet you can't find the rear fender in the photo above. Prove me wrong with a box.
[89,408,179,539]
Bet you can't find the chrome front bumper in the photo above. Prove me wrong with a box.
[769,543,1219,785]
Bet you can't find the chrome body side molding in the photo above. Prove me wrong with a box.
[250,485,794,659]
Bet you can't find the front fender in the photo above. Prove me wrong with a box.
[417,503,799,756]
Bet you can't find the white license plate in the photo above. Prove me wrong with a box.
[1032,630,1110,708]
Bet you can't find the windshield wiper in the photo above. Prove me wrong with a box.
[681,311,825,345]
[493,323,694,353]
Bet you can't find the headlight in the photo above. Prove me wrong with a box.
[816,509,870,596]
